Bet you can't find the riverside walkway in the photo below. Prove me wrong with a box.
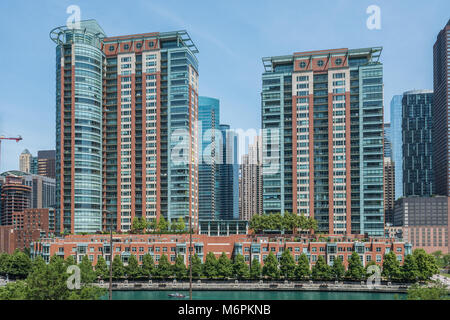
[95,279,411,293]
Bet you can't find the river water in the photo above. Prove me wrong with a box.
[106,290,406,300]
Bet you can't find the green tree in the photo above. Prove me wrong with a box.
[217,252,233,278]
[295,254,310,280]
[95,255,108,280]
[402,254,419,282]
[282,211,297,233]
[312,256,332,280]
[0,252,10,276]
[125,255,140,279]
[331,257,345,280]
[413,249,439,281]
[131,217,147,234]
[8,250,32,279]
[191,253,203,278]
[157,254,172,279]
[204,252,218,279]
[279,250,296,279]
[64,255,76,269]
[157,216,169,233]
[407,281,449,300]
[141,253,156,278]
[262,252,280,279]
[233,254,249,279]
[249,258,262,279]
[112,255,125,279]
[79,255,96,284]
[0,280,28,300]
[346,252,365,281]
[173,255,187,279]
[382,251,401,281]
[249,214,263,234]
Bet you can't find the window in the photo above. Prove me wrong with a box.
[109,45,114,52]
[136,42,142,49]
[335,58,342,65]
[317,60,324,67]
[124,44,129,50]
[299,61,306,68]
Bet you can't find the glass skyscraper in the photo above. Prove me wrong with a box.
[433,20,450,196]
[261,47,384,236]
[390,95,403,200]
[51,20,104,233]
[384,123,392,158]
[198,96,220,220]
[402,90,434,196]
[218,124,239,220]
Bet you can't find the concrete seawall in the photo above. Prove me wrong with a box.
[95,280,410,293]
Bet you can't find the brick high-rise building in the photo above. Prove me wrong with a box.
[261,47,384,236]
[433,20,450,196]
[0,176,31,226]
[383,157,395,225]
[51,20,199,234]
[239,135,262,221]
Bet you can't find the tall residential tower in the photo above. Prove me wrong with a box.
[51,20,199,233]
[262,47,384,236]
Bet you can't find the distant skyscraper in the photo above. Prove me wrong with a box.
[433,20,450,196]
[239,135,262,221]
[402,90,434,196]
[51,20,199,233]
[390,95,403,199]
[19,149,31,173]
[218,124,239,220]
[30,156,38,175]
[384,123,392,158]
[37,150,56,179]
[384,157,395,225]
[262,47,384,236]
[198,96,220,220]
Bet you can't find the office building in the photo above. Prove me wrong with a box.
[384,157,395,225]
[19,149,32,173]
[433,20,450,196]
[50,20,199,234]
[217,124,239,220]
[390,95,403,199]
[239,135,263,221]
[384,123,392,158]
[198,96,220,220]
[261,47,384,236]
[37,150,56,179]
[394,196,449,253]
[402,90,433,196]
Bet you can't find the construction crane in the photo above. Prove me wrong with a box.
[0,135,22,171]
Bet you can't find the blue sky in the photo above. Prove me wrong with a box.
[0,0,449,172]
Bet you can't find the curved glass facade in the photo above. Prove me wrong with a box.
[53,21,104,233]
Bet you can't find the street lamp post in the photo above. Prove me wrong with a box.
[104,210,113,301]
[189,214,193,300]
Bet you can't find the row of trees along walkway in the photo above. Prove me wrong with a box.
[2,248,437,283]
